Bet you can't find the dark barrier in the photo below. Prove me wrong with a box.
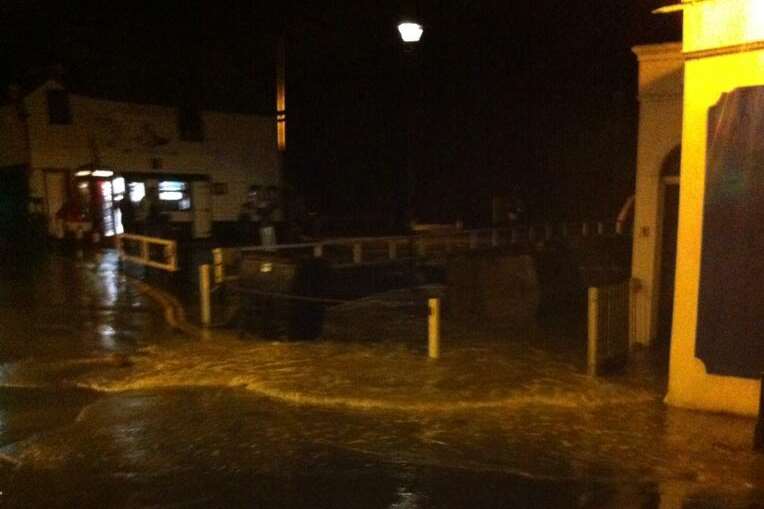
[238,252,330,340]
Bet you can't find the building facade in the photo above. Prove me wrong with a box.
[0,79,281,240]
[633,0,764,417]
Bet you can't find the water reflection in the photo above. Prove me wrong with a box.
[1,253,763,507]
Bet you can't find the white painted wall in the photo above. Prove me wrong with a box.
[20,81,280,223]
[630,43,684,347]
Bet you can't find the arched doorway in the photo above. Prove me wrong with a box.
[656,145,681,354]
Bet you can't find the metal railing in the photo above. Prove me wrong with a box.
[226,221,624,270]
[587,279,634,376]
[116,234,178,272]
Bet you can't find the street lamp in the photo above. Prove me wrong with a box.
[397,22,423,43]
[397,18,423,232]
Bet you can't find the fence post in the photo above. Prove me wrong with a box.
[428,298,440,359]
[353,243,362,264]
[168,243,178,271]
[199,264,212,327]
[416,239,426,258]
[141,238,149,262]
[313,243,324,258]
[587,287,599,376]
[212,248,224,284]
[491,228,499,247]
[388,240,398,260]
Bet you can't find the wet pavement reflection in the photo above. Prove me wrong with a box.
[1,252,763,508]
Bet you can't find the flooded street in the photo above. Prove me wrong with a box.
[1,252,763,508]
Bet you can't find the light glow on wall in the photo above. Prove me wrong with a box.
[683,0,764,53]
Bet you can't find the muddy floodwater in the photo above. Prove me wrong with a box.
[1,252,763,508]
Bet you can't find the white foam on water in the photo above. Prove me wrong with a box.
[62,338,657,413]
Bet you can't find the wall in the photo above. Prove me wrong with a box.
[0,105,28,167]
[23,81,280,223]
[666,0,764,416]
[630,43,684,347]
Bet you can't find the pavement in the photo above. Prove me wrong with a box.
[0,250,762,508]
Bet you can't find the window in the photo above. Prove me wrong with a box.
[47,90,72,124]
[128,182,146,204]
[158,180,191,211]
[177,107,204,142]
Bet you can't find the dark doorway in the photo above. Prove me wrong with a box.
[0,165,28,240]
[657,183,679,351]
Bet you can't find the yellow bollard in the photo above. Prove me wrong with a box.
[428,298,440,359]
[199,264,211,327]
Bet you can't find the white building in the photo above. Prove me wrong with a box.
[0,79,281,240]
[632,0,764,417]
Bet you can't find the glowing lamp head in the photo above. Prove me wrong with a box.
[398,22,423,43]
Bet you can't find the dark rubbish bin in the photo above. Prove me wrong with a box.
[239,253,329,340]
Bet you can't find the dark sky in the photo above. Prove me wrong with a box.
[0,1,680,227]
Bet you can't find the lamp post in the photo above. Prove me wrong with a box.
[397,19,423,232]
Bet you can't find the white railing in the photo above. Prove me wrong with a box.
[235,222,622,262]
[587,279,634,376]
[116,234,178,272]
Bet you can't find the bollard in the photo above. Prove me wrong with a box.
[587,287,599,376]
[199,264,211,327]
[313,243,324,258]
[469,231,479,250]
[597,222,604,235]
[353,243,362,264]
[582,222,590,237]
[416,239,426,258]
[755,372,764,451]
[388,240,397,260]
[428,298,440,359]
[212,248,224,284]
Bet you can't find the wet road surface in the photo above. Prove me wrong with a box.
[1,252,763,508]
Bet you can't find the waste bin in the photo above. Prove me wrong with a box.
[239,252,329,339]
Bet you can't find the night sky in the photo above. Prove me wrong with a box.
[0,1,680,228]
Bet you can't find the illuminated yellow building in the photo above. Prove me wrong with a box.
[633,0,764,416]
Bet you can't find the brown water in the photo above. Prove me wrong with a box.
[0,252,762,508]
